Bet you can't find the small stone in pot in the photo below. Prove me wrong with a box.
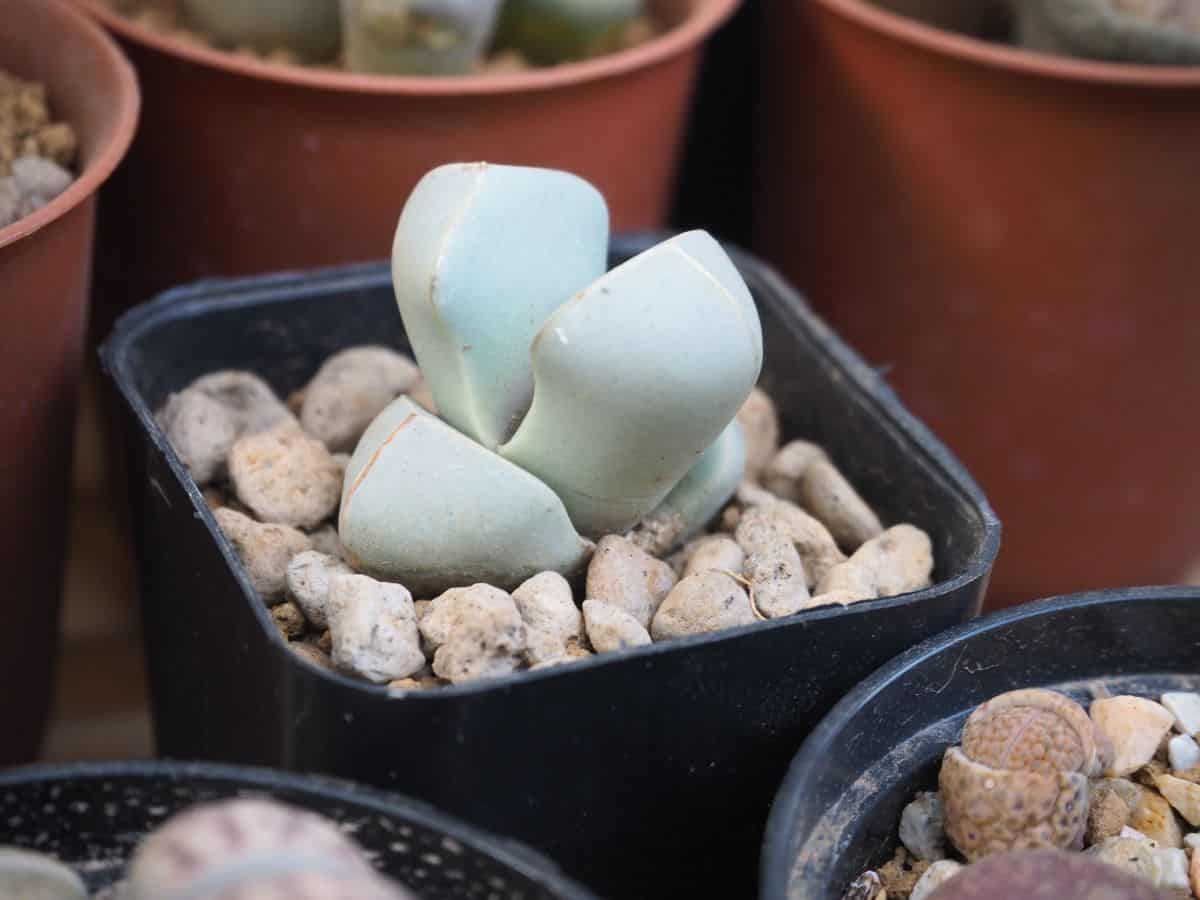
[419,584,526,684]
[229,420,343,529]
[300,345,420,452]
[327,573,425,684]
[583,599,651,653]
[651,571,756,640]
[585,534,677,629]
[512,571,583,666]
[214,507,312,602]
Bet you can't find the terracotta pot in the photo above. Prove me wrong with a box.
[79,0,739,341]
[0,0,139,764]
[754,0,1200,609]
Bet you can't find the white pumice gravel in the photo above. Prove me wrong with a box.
[585,535,677,629]
[419,584,526,684]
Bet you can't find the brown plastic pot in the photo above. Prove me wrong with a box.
[79,0,739,341]
[754,1,1200,609]
[0,0,139,764]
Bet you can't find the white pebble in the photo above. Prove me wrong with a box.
[419,585,526,684]
[1152,846,1191,894]
[736,506,809,618]
[1169,733,1200,773]
[682,534,745,579]
[899,792,946,861]
[585,535,677,628]
[1091,696,1176,776]
[650,572,756,640]
[327,574,424,684]
[512,572,581,666]
[1162,692,1200,735]
[910,860,962,900]
[286,551,354,629]
[583,600,651,654]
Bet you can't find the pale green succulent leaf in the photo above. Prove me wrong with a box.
[180,0,342,57]
[500,230,763,538]
[649,419,746,543]
[392,163,609,450]
[340,397,591,593]
[341,0,503,75]
[495,0,643,63]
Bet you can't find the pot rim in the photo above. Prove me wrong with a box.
[758,584,1200,899]
[0,0,140,252]
[815,0,1200,87]
[0,759,600,899]
[77,0,740,96]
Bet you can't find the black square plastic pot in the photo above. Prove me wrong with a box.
[760,586,1200,900]
[0,760,596,898]
[101,234,1000,900]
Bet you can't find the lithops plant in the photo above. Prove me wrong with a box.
[342,162,762,592]
[341,0,503,74]
[0,848,87,899]
[179,0,344,58]
[940,689,1100,860]
[925,848,1169,900]
[127,797,415,899]
[1018,0,1200,64]
[496,0,645,64]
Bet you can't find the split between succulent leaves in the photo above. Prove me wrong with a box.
[181,0,647,73]
[340,162,762,594]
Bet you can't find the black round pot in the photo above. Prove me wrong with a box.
[759,586,1200,900]
[0,760,596,898]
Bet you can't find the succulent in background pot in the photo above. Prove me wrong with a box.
[497,0,647,64]
[79,0,741,357]
[1018,0,1200,64]
[179,0,343,58]
[341,0,504,75]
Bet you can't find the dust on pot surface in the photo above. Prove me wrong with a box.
[753,0,1200,609]
[760,586,1200,900]
[0,760,596,898]
[101,235,998,899]
[78,0,738,345]
[0,0,139,767]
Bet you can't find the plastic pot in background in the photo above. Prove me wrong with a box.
[0,760,596,898]
[101,236,999,900]
[0,0,139,767]
[759,585,1200,900]
[753,0,1200,608]
[78,0,739,345]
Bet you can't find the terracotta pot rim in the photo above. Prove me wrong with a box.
[77,0,740,96]
[816,0,1200,87]
[0,0,140,252]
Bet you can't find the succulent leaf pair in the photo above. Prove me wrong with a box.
[340,163,762,593]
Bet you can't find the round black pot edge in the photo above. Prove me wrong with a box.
[0,759,598,899]
[759,583,1200,900]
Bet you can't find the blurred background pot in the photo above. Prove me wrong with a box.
[0,0,138,766]
[78,0,739,344]
[754,0,1200,608]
